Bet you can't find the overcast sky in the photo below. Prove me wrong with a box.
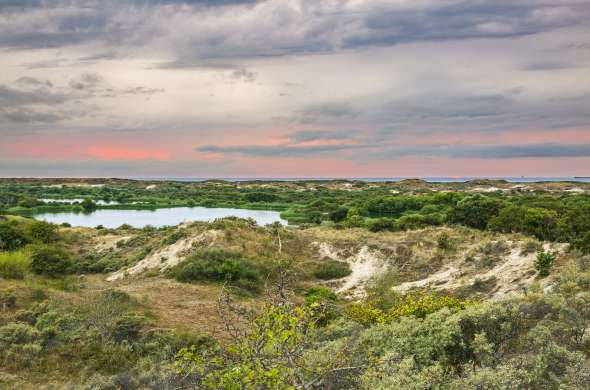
[1,0,589,177]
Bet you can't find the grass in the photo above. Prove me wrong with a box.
[314,259,352,280]
[0,251,31,280]
[170,249,265,293]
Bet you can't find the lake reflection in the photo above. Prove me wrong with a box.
[33,207,287,228]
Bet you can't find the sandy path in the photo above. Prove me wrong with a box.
[316,242,385,297]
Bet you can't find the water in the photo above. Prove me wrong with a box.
[33,207,287,228]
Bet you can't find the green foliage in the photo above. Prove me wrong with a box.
[29,244,74,276]
[346,293,475,326]
[0,251,30,279]
[243,192,278,203]
[523,208,558,241]
[367,218,397,232]
[388,293,476,320]
[314,259,352,280]
[171,249,264,293]
[0,288,17,309]
[304,287,337,305]
[81,198,97,212]
[450,195,504,230]
[535,250,556,277]
[305,287,339,326]
[27,220,59,243]
[329,207,349,223]
[175,302,340,389]
[0,222,29,250]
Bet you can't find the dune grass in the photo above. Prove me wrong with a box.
[0,251,31,280]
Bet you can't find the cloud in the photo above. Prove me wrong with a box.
[0,0,588,59]
[290,129,356,143]
[0,74,165,126]
[0,85,66,106]
[292,102,360,124]
[0,107,68,123]
[229,68,257,83]
[196,142,370,158]
[0,157,229,177]
[373,143,590,160]
[196,141,590,160]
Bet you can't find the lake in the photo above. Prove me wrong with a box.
[33,207,288,228]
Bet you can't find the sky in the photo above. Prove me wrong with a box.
[1,0,590,178]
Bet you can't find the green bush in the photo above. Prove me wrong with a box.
[367,218,397,232]
[535,250,556,277]
[0,251,30,279]
[314,260,351,280]
[304,287,337,305]
[329,207,349,223]
[171,249,264,293]
[0,222,29,250]
[29,245,74,276]
[0,322,40,346]
[27,221,59,243]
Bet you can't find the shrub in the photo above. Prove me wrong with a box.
[535,250,556,277]
[81,198,97,212]
[329,207,349,223]
[304,287,338,326]
[0,222,29,250]
[0,288,17,309]
[314,260,351,280]
[0,323,40,346]
[0,251,30,279]
[29,245,74,276]
[388,293,476,320]
[171,249,264,293]
[367,218,397,232]
[345,302,386,326]
[27,221,59,243]
[304,287,337,305]
[244,192,278,203]
[450,195,503,230]
[436,232,453,250]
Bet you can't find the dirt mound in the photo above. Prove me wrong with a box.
[395,242,568,300]
[107,230,220,281]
